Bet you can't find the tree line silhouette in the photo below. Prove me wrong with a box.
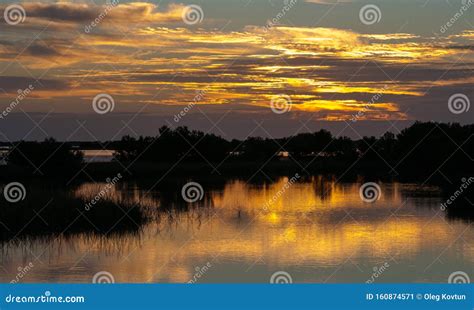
[2,122,473,179]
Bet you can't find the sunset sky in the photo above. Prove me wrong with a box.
[0,0,473,140]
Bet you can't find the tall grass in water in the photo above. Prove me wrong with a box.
[0,187,148,242]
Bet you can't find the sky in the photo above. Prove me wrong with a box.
[0,0,473,141]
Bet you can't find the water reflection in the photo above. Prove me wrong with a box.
[1,177,473,283]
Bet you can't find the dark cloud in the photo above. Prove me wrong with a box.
[0,1,471,140]
[25,3,98,22]
[0,76,70,92]
[444,45,474,50]
[26,42,61,57]
[220,55,474,84]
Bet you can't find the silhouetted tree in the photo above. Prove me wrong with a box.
[114,126,230,163]
[112,122,473,179]
[395,122,474,177]
[287,130,333,158]
[6,122,472,179]
[7,138,83,175]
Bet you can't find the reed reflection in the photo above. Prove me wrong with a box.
[1,177,473,283]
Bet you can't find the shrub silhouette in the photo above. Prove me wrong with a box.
[113,123,473,178]
[7,138,83,175]
[3,122,473,179]
[394,122,474,177]
[115,126,229,163]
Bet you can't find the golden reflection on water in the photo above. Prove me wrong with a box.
[1,178,473,283]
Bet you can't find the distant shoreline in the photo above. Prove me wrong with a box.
[0,122,472,188]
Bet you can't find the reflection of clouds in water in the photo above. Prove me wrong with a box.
[2,178,473,283]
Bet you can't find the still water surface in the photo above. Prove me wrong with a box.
[1,177,473,283]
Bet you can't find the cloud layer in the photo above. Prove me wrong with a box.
[0,1,473,140]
